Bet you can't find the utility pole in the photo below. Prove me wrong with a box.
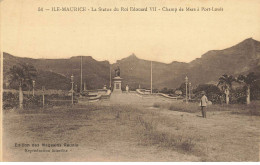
[189,82,191,100]
[151,61,153,94]
[42,86,45,108]
[80,56,83,93]
[84,82,87,91]
[185,76,188,103]
[32,80,35,97]
[109,65,112,89]
[71,74,74,105]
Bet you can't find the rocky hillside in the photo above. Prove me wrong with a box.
[3,38,260,90]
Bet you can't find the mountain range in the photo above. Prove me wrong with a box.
[3,38,260,90]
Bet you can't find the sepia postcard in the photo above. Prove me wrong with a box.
[0,0,260,162]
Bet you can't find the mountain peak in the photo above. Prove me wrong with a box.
[118,53,139,62]
[128,53,138,59]
[243,37,254,42]
[236,37,259,47]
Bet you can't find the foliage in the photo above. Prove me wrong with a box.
[160,87,174,94]
[217,74,235,91]
[174,90,182,95]
[3,92,75,110]
[230,80,260,104]
[250,79,260,100]
[8,65,26,89]
[7,63,37,90]
[229,87,246,104]
[176,83,187,96]
[152,88,159,93]
[192,84,223,104]
[3,92,19,109]
[218,74,242,104]
[237,72,257,85]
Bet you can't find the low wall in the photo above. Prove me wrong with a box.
[136,89,180,100]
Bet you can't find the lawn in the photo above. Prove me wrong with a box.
[2,98,260,161]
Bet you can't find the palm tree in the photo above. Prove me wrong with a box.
[8,65,25,109]
[8,63,37,109]
[237,72,257,104]
[217,74,235,104]
[20,63,37,94]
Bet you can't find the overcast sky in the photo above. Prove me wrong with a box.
[1,0,260,64]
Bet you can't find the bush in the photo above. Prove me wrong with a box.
[23,95,42,109]
[230,101,260,116]
[193,84,223,104]
[230,87,246,104]
[3,92,19,109]
[3,92,75,110]
[160,87,174,94]
[153,103,160,108]
[249,79,260,100]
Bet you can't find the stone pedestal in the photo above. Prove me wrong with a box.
[113,76,123,93]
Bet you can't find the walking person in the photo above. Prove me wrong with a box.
[200,91,208,118]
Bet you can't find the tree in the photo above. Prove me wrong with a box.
[176,83,186,96]
[193,84,222,104]
[237,72,257,104]
[217,74,235,104]
[8,63,37,109]
[20,63,37,95]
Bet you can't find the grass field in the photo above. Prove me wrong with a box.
[2,94,260,161]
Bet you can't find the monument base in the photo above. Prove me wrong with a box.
[113,76,123,93]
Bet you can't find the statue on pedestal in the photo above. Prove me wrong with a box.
[113,66,123,93]
[115,66,120,77]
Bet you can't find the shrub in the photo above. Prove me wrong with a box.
[153,103,161,108]
[3,92,19,109]
[3,92,75,110]
[160,87,174,94]
[230,87,246,104]
[23,95,42,109]
[193,84,223,104]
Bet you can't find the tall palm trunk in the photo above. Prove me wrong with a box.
[19,83,23,109]
[246,85,250,105]
[225,89,229,104]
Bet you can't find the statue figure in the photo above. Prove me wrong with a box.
[115,66,120,77]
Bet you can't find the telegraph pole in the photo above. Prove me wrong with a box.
[32,80,35,97]
[42,86,45,108]
[71,74,74,105]
[80,56,83,93]
[185,76,188,103]
[151,61,153,94]
[189,82,191,100]
[109,65,112,89]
